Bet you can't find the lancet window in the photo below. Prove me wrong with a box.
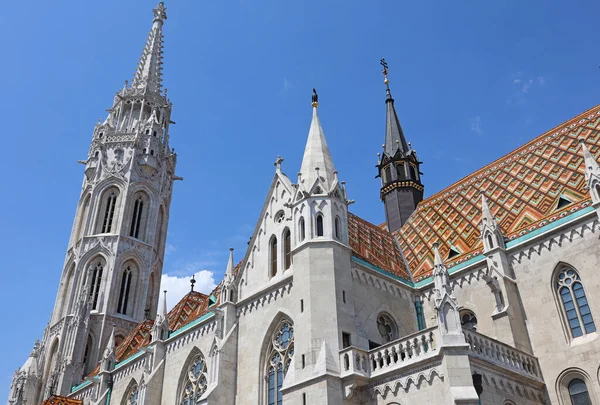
[129,194,146,239]
[270,236,278,277]
[180,353,208,405]
[556,267,596,338]
[89,261,104,310]
[126,383,139,405]
[316,214,324,237]
[299,217,305,242]
[334,216,341,240]
[117,264,134,315]
[265,319,294,405]
[99,188,119,234]
[283,228,291,270]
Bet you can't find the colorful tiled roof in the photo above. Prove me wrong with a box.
[42,395,82,405]
[394,105,600,281]
[348,212,411,281]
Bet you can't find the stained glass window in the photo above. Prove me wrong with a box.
[127,384,139,405]
[568,379,591,405]
[180,353,208,405]
[266,320,294,405]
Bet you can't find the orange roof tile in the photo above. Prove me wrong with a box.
[394,105,600,280]
[42,395,82,405]
[348,212,411,281]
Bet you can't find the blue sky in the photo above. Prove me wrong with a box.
[1,0,599,398]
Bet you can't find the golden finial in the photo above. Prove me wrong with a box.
[380,58,390,89]
[311,88,319,108]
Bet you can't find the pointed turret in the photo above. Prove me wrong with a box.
[298,89,336,193]
[432,243,463,340]
[100,327,116,372]
[152,291,169,341]
[221,248,237,304]
[480,193,505,251]
[131,2,167,95]
[580,139,600,204]
[432,243,452,300]
[376,59,424,233]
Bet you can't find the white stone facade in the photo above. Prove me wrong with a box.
[7,3,600,405]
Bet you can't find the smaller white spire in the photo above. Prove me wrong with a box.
[298,89,336,192]
[225,248,235,279]
[100,327,116,372]
[480,194,495,225]
[152,291,169,341]
[432,243,453,301]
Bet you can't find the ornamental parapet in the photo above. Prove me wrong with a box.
[463,329,542,382]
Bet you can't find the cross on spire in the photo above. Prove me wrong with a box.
[274,156,284,170]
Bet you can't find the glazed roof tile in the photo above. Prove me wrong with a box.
[394,105,600,280]
[42,395,82,405]
[348,212,411,281]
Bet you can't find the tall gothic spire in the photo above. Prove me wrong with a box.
[132,2,167,95]
[382,61,409,157]
[377,59,424,232]
[298,89,336,192]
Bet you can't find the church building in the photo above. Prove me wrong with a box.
[7,3,600,405]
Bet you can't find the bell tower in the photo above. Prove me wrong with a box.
[376,59,424,233]
[7,3,179,404]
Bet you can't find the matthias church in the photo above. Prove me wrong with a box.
[7,3,600,405]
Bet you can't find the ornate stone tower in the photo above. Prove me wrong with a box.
[376,59,424,232]
[7,3,178,404]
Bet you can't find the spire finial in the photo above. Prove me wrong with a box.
[312,88,319,108]
[380,58,390,90]
[274,155,284,170]
[153,2,167,23]
[190,275,196,292]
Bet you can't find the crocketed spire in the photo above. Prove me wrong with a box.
[298,89,336,192]
[132,2,167,95]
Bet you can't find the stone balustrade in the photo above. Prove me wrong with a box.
[340,326,439,378]
[463,329,541,381]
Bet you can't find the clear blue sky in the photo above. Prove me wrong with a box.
[1,0,599,398]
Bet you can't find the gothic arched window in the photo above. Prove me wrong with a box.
[299,217,305,242]
[460,310,478,331]
[126,383,139,405]
[265,319,294,405]
[334,216,341,240]
[384,165,392,183]
[396,163,406,180]
[283,228,291,270]
[89,260,104,310]
[556,267,596,338]
[98,187,119,234]
[117,264,134,315]
[83,335,93,375]
[270,236,278,277]
[129,193,148,240]
[180,353,208,405]
[568,379,591,405]
[316,214,324,237]
[376,313,398,343]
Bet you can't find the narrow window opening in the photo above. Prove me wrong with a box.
[486,234,494,249]
[396,163,406,180]
[302,393,306,405]
[98,132,104,138]
[300,299,304,313]
[283,229,291,270]
[145,129,150,135]
[270,236,278,277]
[301,354,305,369]
[299,217,306,241]
[117,266,133,315]
[409,164,417,180]
[334,216,341,240]
[153,130,157,137]
[595,184,600,201]
[316,214,324,237]
[89,262,103,310]
[150,149,154,156]
[342,332,351,349]
[384,165,392,183]
[94,151,99,158]
[129,195,144,239]
[101,190,118,233]
[342,290,346,304]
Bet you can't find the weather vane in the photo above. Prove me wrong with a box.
[190,274,196,292]
[380,58,390,89]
